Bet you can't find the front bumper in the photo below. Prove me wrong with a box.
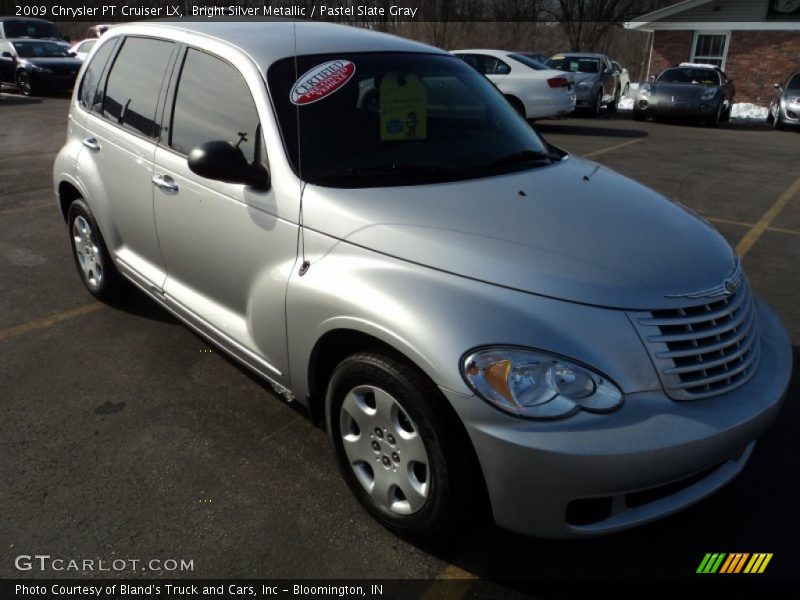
[634,96,715,120]
[443,299,792,538]
[574,85,599,107]
[780,101,800,125]
[30,71,78,91]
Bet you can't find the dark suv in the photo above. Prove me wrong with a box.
[0,17,70,47]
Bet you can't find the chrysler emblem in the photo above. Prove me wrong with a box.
[666,260,742,299]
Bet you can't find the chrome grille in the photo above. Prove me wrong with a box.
[631,281,760,400]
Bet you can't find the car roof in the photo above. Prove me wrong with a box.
[5,38,64,43]
[105,21,442,67]
[451,49,511,56]
[551,52,607,59]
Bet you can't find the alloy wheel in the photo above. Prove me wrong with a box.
[72,215,104,288]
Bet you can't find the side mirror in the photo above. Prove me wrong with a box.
[68,51,77,57]
[649,75,656,82]
[188,141,269,190]
[774,82,781,89]
[1,51,14,60]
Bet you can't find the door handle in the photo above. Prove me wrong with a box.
[152,174,179,194]
[82,137,101,151]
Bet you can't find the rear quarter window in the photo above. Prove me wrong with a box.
[78,38,117,111]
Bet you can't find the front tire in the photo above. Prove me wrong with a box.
[773,107,785,130]
[607,87,620,113]
[16,71,33,96]
[326,351,476,541]
[708,102,724,127]
[67,199,124,301]
[590,90,603,117]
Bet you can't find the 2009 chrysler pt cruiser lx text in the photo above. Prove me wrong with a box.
[53,21,792,539]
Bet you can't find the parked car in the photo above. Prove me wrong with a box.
[54,21,791,541]
[612,60,631,97]
[547,52,621,115]
[0,17,70,48]
[0,39,82,96]
[69,39,97,61]
[634,63,735,127]
[768,71,800,130]
[453,49,576,119]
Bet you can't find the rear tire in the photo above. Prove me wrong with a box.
[67,199,124,301]
[326,351,478,541]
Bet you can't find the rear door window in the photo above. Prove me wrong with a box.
[103,37,174,139]
[169,48,261,164]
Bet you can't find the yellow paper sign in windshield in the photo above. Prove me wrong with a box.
[380,72,427,141]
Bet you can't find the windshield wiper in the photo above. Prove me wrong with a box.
[483,149,560,169]
[317,164,467,182]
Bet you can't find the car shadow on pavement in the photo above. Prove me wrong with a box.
[534,121,648,139]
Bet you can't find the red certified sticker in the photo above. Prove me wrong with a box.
[290,60,356,106]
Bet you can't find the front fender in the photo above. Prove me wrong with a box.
[285,229,661,402]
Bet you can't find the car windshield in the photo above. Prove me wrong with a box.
[786,74,800,90]
[267,52,555,188]
[508,53,550,71]
[658,68,720,86]
[12,41,69,58]
[547,56,600,74]
[4,20,62,39]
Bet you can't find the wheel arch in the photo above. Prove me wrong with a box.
[308,326,492,519]
[57,180,83,221]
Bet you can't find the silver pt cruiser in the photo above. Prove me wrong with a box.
[53,21,792,540]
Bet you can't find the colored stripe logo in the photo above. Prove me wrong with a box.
[696,553,773,574]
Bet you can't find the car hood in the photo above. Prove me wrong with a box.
[21,57,82,71]
[651,82,716,99]
[301,157,736,310]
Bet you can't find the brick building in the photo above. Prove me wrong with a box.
[626,0,800,105]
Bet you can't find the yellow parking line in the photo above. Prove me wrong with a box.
[583,138,643,158]
[0,303,104,342]
[736,174,800,256]
[702,217,800,237]
[420,564,476,600]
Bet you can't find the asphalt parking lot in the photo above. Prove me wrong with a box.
[1,94,798,592]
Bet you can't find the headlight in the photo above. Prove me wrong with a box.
[639,83,652,98]
[701,88,717,100]
[790,96,800,104]
[462,347,623,420]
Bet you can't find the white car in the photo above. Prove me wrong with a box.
[453,49,576,119]
[69,39,96,61]
[612,60,631,97]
